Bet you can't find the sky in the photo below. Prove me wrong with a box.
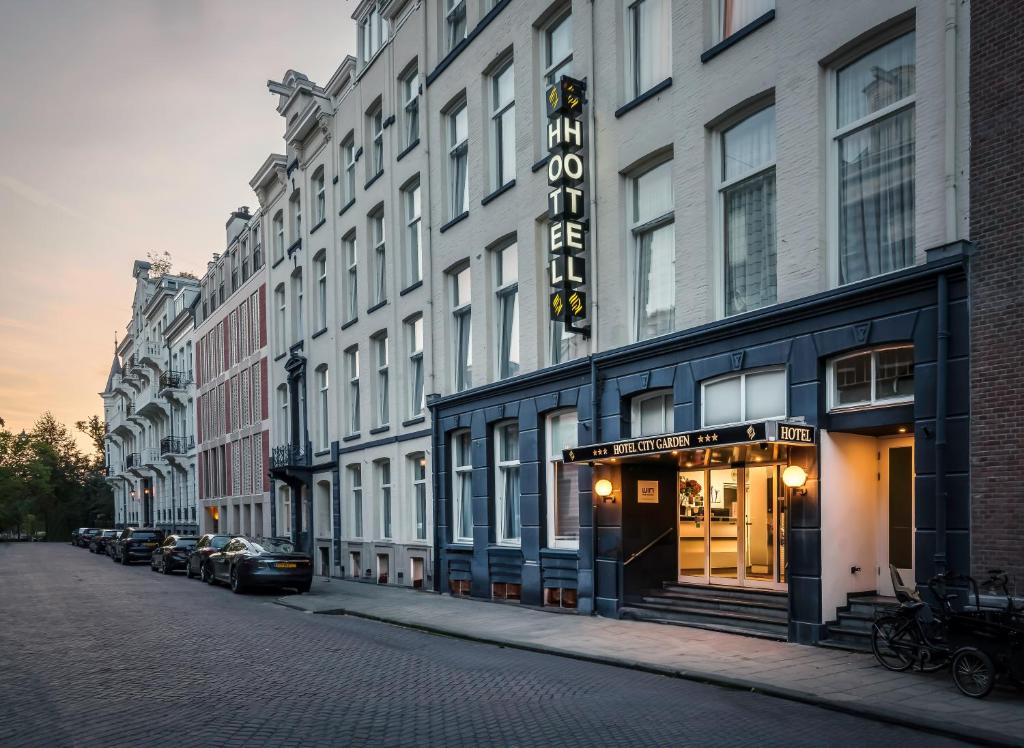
[0,0,355,450]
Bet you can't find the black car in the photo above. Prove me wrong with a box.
[185,533,232,579]
[111,528,165,564]
[89,529,119,554]
[205,537,312,593]
[150,535,198,574]
[77,528,101,548]
[70,528,85,545]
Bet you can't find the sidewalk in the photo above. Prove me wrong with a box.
[276,579,1024,747]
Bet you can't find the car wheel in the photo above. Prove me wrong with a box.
[202,563,215,585]
[121,553,129,565]
[230,567,245,594]
[162,558,172,575]
[185,561,194,579]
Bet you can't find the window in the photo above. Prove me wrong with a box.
[447,103,469,219]
[495,243,519,379]
[452,430,473,543]
[627,0,671,99]
[370,208,386,304]
[632,160,675,340]
[343,232,358,323]
[702,368,786,427]
[290,268,304,342]
[342,135,356,205]
[313,167,326,224]
[373,332,389,428]
[400,66,419,148]
[252,225,263,270]
[829,345,914,410]
[230,249,239,292]
[289,190,302,243]
[720,105,777,316]
[360,1,388,62]
[403,180,422,286]
[241,237,250,282]
[272,211,284,264]
[494,422,520,545]
[445,0,467,52]
[490,61,515,189]
[345,346,360,434]
[631,390,673,437]
[714,0,773,43]
[410,453,427,541]
[543,11,573,86]
[406,314,424,418]
[378,460,392,539]
[277,384,289,442]
[349,465,363,538]
[451,265,472,391]
[546,410,578,549]
[316,365,329,449]
[834,32,915,285]
[369,105,384,178]
[315,251,328,328]
[274,284,286,354]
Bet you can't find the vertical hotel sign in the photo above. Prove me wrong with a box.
[546,75,590,337]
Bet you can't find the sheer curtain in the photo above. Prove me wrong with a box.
[725,172,776,314]
[499,291,519,378]
[721,0,774,40]
[636,224,676,339]
[634,0,671,95]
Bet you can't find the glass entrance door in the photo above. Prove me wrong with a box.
[678,465,787,589]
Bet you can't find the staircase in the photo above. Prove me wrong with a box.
[620,582,790,640]
[819,593,899,652]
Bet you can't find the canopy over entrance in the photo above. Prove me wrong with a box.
[562,420,816,464]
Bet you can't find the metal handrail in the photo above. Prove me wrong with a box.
[624,526,675,567]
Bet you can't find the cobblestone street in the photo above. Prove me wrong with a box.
[0,544,974,748]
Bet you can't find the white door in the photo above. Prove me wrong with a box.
[877,437,914,597]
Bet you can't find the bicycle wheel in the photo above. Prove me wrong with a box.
[952,647,996,698]
[871,615,918,672]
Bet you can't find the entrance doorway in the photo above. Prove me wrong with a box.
[678,465,787,589]
[878,437,914,596]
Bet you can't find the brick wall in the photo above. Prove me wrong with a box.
[970,0,1024,585]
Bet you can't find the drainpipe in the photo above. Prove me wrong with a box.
[586,0,599,355]
[944,0,959,243]
[934,273,949,576]
[589,354,599,615]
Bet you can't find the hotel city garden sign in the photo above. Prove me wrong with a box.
[546,75,590,338]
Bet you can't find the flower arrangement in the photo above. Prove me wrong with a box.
[680,479,703,504]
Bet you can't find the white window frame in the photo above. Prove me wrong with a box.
[289,190,302,243]
[543,10,573,86]
[401,66,419,149]
[313,167,326,225]
[711,0,774,45]
[403,180,423,286]
[490,60,516,190]
[277,384,289,443]
[373,332,389,428]
[447,103,469,219]
[445,0,467,52]
[274,284,286,354]
[701,367,787,428]
[410,453,427,541]
[370,209,387,304]
[451,430,473,544]
[315,251,328,329]
[316,365,329,449]
[377,459,392,540]
[342,136,356,205]
[626,0,672,100]
[827,345,915,411]
[545,409,578,550]
[630,159,675,342]
[630,389,673,437]
[369,105,384,178]
[343,232,358,323]
[345,346,360,435]
[494,242,519,380]
[273,211,284,262]
[406,314,425,418]
[290,268,304,343]
[451,265,472,392]
[827,30,917,288]
[360,1,388,63]
[714,104,777,319]
[349,464,363,538]
[494,420,521,546]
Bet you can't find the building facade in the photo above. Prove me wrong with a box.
[256,0,433,587]
[102,261,201,533]
[415,0,972,644]
[194,208,272,539]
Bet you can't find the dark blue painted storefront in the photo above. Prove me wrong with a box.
[430,243,970,644]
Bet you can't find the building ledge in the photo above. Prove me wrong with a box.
[439,211,469,233]
[701,10,775,63]
[481,179,516,206]
[614,78,672,118]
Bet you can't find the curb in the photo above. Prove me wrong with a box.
[273,598,1021,748]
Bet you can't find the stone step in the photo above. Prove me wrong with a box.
[820,623,872,650]
[621,607,788,641]
[622,601,789,638]
[662,582,788,605]
[832,610,878,632]
[640,592,789,620]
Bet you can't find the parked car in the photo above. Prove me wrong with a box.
[111,528,165,564]
[70,528,84,545]
[150,535,198,574]
[185,533,232,579]
[205,537,312,593]
[32,531,46,542]
[77,528,101,548]
[89,529,120,554]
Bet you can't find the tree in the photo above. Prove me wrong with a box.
[147,250,173,276]
[75,415,106,467]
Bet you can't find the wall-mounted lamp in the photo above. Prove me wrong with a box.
[782,465,808,495]
[594,479,615,504]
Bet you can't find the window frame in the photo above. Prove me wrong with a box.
[630,158,676,342]
[403,179,423,286]
[313,166,326,225]
[316,364,329,449]
[377,459,392,540]
[445,0,468,52]
[369,105,384,178]
[348,464,363,538]
[827,344,915,411]
[343,231,358,323]
[274,284,287,354]
[490,59,516,191]
[545,409,579,550]
[372,331,389,428]
[700,366,788,428]
[494,241,519,380]
[370,208,387,305]
[626,0,672,100]
[451,430,473,544]
[410,453,427,541]
[447,102,469,220]
[712,0,775,45]
[400,65,420,148]
[314,250,328,329]
[827,30,917,288]
[345,345,361,435]
[406,314,425,418]
[630,389,674,437]
[451,264,472,392]
[493,420,521,547]
[342,135,357,205]
[273,211,285,262]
